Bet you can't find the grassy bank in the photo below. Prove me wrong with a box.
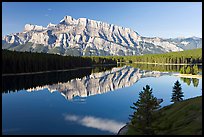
[126,96,202,135]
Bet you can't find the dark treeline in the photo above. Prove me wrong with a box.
[2,66,114,93]
[2,68,91,93]
[104,48,202,64]
[2,50,117,74]
[2,48,202,74]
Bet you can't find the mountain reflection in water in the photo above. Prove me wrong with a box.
[3,66,175,101]
[2,65,202,135]
[2,65,114,93]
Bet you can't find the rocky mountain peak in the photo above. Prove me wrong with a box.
[2,15,202,56]
[60,15,77,25]
[24,24,46,31]
[47,23,56,28]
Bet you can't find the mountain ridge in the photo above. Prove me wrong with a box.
[2,15,202,56]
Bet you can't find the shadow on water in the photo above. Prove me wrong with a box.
[2,65,115,93]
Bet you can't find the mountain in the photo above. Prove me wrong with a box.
[26,66,171,100]
[165,37,202,50]
[2,15,202,56]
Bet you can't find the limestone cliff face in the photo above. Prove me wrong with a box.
[26,66,170,100]
[3,15,201,56]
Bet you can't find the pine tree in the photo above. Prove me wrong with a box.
[192,65,199,75]
[129,85,161,135]
[180,66,185,74]
[185,66,191,74]
[171,80,184,103]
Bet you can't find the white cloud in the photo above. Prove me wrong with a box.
[80,116,125,134]
[64,114,125,134]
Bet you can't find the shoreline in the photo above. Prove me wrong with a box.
[173,73,202,79]
[117,96,202,135]
[2,64,116,77]
[117,61,202,65]
[132,62,202,65]
[117,124,129,135]
[2,63,202,77]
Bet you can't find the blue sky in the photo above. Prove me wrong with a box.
[2,2,202,38]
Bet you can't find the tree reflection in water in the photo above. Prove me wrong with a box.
[180,77,199,87]
[2,65,115,93]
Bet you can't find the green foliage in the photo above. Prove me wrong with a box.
[127,96,202,135]
[185,66,191,74]
[120,63,202,74]
[129,85,161,135]
[192,65,199,75]
[153,96,202,135]
[180,66,185,74]
[102,48,202,65]
[179,65,199,75]
[185,78,191,86]
[171,80,184,103]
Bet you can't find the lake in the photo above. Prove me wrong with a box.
[2,64,202,135]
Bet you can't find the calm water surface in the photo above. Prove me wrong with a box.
[2,65,202,135]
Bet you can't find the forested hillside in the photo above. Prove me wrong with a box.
[2,50,117,74]
[2,48,202,74]
[103,48,202,64]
